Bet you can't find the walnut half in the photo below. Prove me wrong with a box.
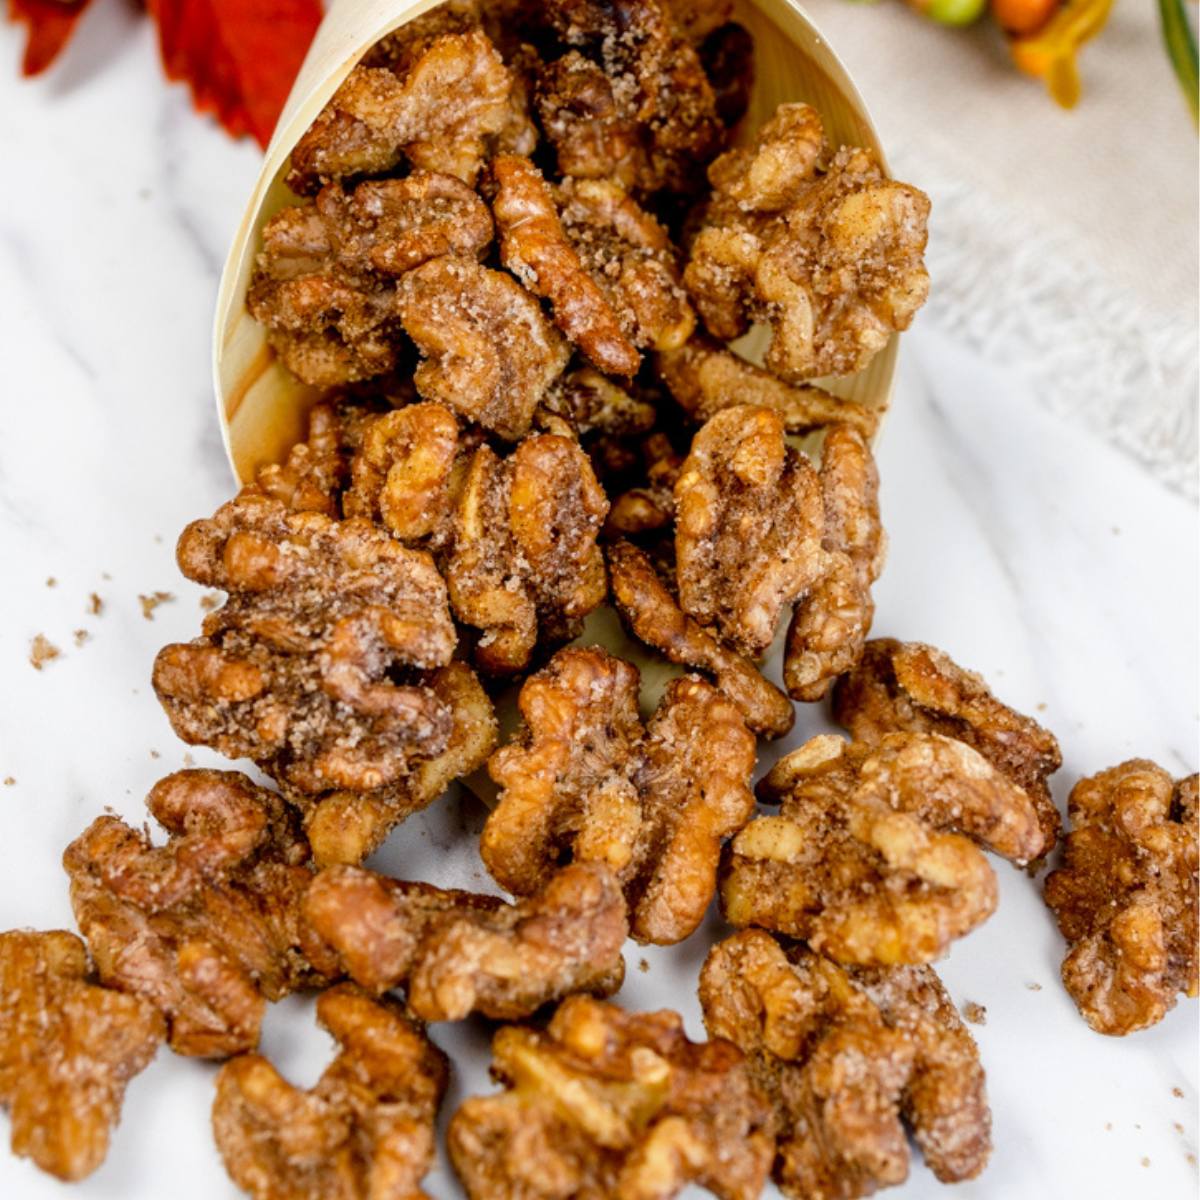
[1044,760,1197,1035]
[448,994,775,1200]
[701,930,991,1199]
[0,930,164,1182]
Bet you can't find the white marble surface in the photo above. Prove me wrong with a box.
[1,12,1197,1200]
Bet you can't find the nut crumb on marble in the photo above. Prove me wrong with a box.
[88,592,104,615]
[29,634,60,670]
[1026,981,1043,991]
[138,591,175,620]
[45,576,57,587]
[2,777,14,787]
[73,629,90,647]
[964,1001,987,1025]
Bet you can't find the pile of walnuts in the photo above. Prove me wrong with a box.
[2,0,1195,1197]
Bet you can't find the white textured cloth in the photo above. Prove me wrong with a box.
[802,0,1199,495]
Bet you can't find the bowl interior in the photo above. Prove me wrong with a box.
[212,0,897,485]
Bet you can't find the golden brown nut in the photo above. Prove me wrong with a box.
[784,423,885,702]
[446,434,608,673]
[1044,760,1198,1035]
[288,29,516,192]
[342,402,468,547]
[674,405,825,657]
[154,493,456,796]
[557,176,695,353]
[0,930,163,1182]
[244,398,373,517]
[397,256,570,440]
[447,994,775,1200]
[213,984,448,1200]
[290,661,498,868]
[723,732,1047,964]
[493,154,641,378]
[484,646,756,943]
[658,335,880,439]
[833,638,1063,853]
[608,538,795,737]
[700,930,991,1199]
[533,0,724,195]
[684,103,931,380]
[305,861,627,1020]
[63,770,333,1059]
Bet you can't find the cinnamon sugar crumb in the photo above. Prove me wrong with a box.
[200,593,221,612]
[963,1001,987,1026]
[183,753,195,767]
[73,629,90,648]
[88,593,104,616]
[1025,982,1043,991]
[638,958,649,974]
[2,778,14,787]
[45,576,57,588]
[29,635,61,670]
[139,591,175,620]
[1174,1087,1185,1098]
[149,750,161,760]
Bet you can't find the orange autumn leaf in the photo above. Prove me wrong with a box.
[146,0,323,147]
[8,0,93,76]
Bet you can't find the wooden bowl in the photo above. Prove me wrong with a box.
[212,0,896,485]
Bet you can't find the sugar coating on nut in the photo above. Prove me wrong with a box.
[342,402,468,547]
[305,860,627,1020]
[834,638,1063,853]
[723,732,1047,964]
[63,770,333,1058]
[398,256,570,440]
[290,660,498,868]
[675,404,825,658]
[700,930,991,1199]
[249,175,494,387]
[784,423,885,702]
[608,539,795,737]
[288,29,516,192]
[1044,760,1198,1035]
[492,154,641,377]
[446,434,608,673]
[658,335,880,439]
[684,102,930,380]
[533,0,725,195]
[213,985,448,1200]
[0,930,163,1182]
[448,994,775,1200]
[484,646,757,943]
[154,494,456,796]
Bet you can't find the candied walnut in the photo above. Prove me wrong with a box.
[684,103,931,379]
[784,424,885,702]
[154,494,456,796]
[342,402,465,546]
[288,30,516,192]
[558,177,695,352]
[606,432,684,536]
[63,770,333,1058]
[723,732,1047,964]
[483,646,756,943]
[446,435,607,673]
[0,930,163,1182]
[398,256,569,440]
[1044,760,1198,1035]
[245,399,373,517]
[448,994,775,1200]
[214,984,447,1200]
[608,539,794,737]
[248,175,492,389]
[306,861,627,1020]
[534,0,724,195]
[658,336,880,438]
[700,930,991,1199]
[291,661,498,868]
[675,404,825,657]
[493,154,640,378]
[536,366,658,440]
[834,639,1063,853]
